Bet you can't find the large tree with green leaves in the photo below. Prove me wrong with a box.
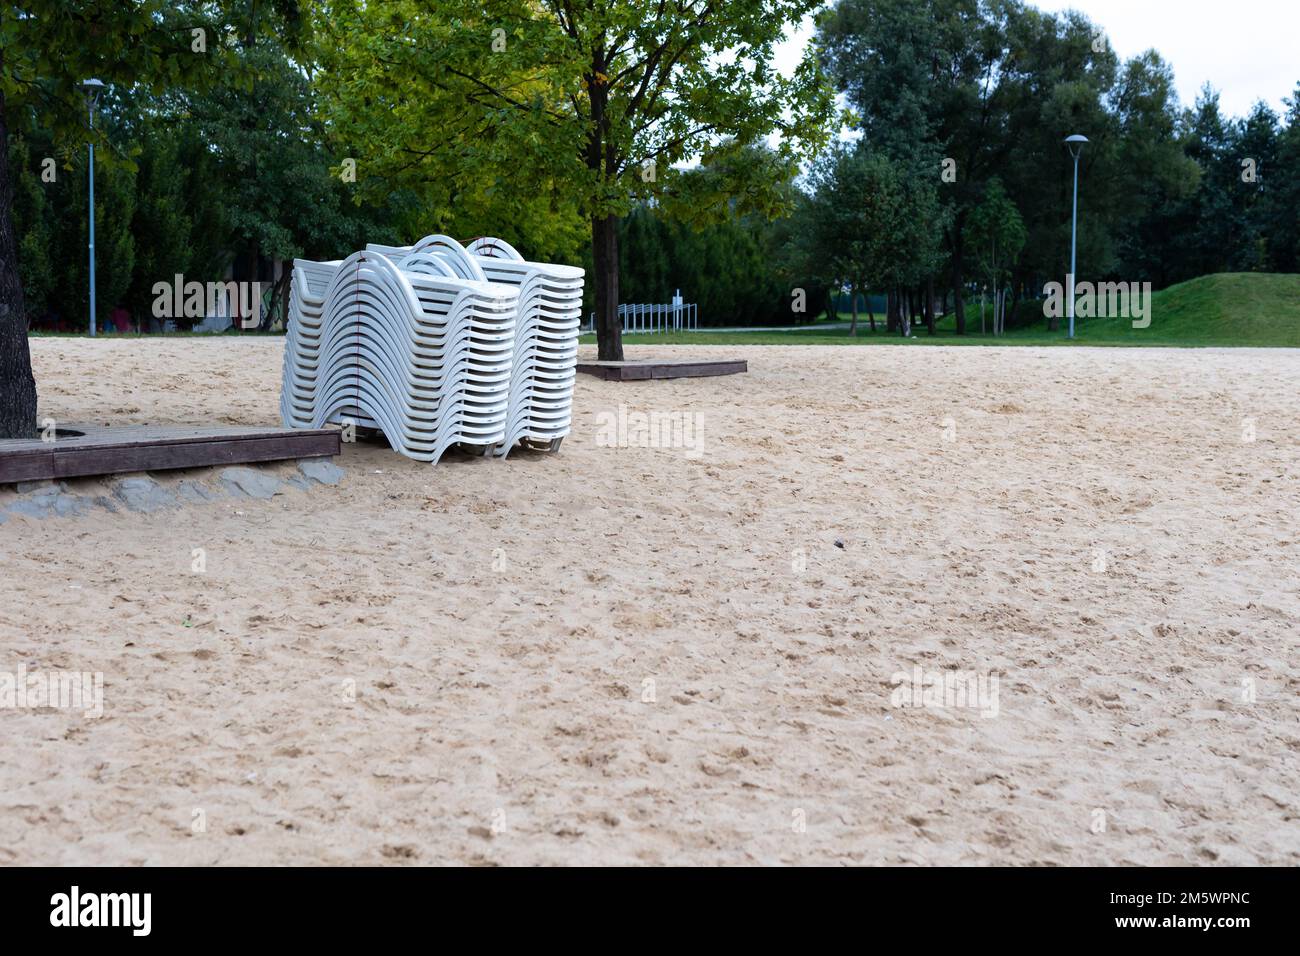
[1263,86,1300,274]
[966,177,1025,332]
[313,0,834,359]
[801,143,947,335]
[821,0,1121,330]
[160,12,411,329]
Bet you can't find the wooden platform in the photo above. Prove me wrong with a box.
[0,424,340,485]
[577,359,748,381]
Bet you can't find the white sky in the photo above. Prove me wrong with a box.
[774,1,1300,120]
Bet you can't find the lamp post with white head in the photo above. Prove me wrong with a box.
[81,78,105,337]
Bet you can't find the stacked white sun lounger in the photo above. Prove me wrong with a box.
[280,240,519,462]
[465,237,583,457]
[281,235,582,463]
[278,258,339,429]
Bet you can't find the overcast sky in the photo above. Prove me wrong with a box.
[775,1,1299,120]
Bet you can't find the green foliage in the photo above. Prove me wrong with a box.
[8,134,55,317]
[312,0,833,214]
[966,178,1026,290]
[9,121,137,329]
[785,141,948,331]
[124,121,226,322]
[4,2,414,330]
[1148,90,1300,283]
[612,205,793,327]
[810,0,1300,322]
[1,1,238,155]
[6,0,1300,346]
[310,0,836,352]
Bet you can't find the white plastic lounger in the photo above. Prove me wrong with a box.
[281,248,517,461]
[280,235,583,464]
[464,236,583,457]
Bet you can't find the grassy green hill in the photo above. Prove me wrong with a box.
[1109,272,1300,346]
[1017,272,1300,346]
[580,273,1300,348]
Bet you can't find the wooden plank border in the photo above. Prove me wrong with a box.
[576,360,747,381]
[0,428,340,485]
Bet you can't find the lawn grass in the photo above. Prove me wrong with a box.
[579,274,1300,348]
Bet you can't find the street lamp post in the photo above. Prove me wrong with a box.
[81,78,105,337]
[1064,134,1088,340]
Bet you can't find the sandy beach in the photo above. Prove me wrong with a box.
[1,337,1297,865]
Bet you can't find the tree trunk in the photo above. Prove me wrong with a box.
[591,213,623,361]
[0,61,38,440]
[264,265,291,332]
[232,245,259,332]
[925,278,936,335]
[885,289,897,333]
[867,292,876,332]
[586,45,623,362]
[849,284,858,336]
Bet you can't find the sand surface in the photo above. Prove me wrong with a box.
[2,337,1298,865]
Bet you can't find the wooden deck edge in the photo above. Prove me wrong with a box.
[0,449,54,485]
[0,430,340,485]
[577,360,747,381]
